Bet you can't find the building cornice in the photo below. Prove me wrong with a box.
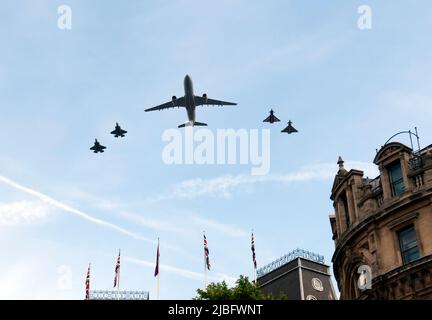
[332,186,432,270]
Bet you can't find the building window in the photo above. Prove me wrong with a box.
[398,226,420,264]
[388,161,405,197]
[340,192,350,228]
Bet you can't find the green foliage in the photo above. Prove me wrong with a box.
[194,275,287,300]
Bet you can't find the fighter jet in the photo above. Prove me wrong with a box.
[263,109,280,124]
[145,75,237,128]
[281,120,298,134]
[110,122,127,138]
[90,139,106,153]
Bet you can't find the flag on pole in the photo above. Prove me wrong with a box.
[113,250,121,288]
[204,234,211,271]
[85,264,91,300]
[154,239,160,277]
[251,232,257,269]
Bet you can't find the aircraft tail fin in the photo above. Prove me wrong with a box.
[178,122,190,128]
[178,121,208,128]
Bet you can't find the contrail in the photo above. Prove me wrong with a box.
[124,256,236,284]
[0,175,153,243]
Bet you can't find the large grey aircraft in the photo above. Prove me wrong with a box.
[145,75,237,128]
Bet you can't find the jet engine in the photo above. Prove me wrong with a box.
[203,93,208,103]
[172,96,177,105]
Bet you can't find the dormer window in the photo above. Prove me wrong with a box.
[388,161,404,197]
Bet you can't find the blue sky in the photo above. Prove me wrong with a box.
[1,0,432,299]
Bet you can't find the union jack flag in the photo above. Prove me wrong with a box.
[113,250,120,288]
[154,239,160,277]
[85,264,90,300]
[251,232,257,269]
[204,234,211,271]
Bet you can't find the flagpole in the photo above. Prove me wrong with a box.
[157,238,160,300]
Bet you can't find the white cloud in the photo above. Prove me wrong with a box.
[64,191,250,239]
[0,250,67,300]
[0,175,203,262]
[159,161,378,200]
[190,215,248,238]
[0,175,153,243]
[0,258,43,299]
[119,211,185,234]
[124,256,236,284]
[0,200,52,226]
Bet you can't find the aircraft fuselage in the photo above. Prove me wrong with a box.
[183,75,196,124]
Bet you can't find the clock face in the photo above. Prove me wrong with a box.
[312,278,324,292]
[306,295,317,300]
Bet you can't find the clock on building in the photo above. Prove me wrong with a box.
[312,278,324,292]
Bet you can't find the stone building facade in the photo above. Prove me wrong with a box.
[329,141,432,299]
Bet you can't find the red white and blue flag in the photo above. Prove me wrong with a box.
[204,234,211,271]
[85,264,90,300]
[154,239,160,277]
[113,250,120,288]
[251,232,257,269]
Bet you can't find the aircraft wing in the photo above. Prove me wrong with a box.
[282,126,298,134]
[145,97,186,112]
[90,146,96,150]
[263,115,280,123]
[195,96,237,107]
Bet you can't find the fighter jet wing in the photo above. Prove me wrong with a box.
[263,115,271,122]
[282,127,298,133]
[263,115,280,123]
[110,129,127,135]
[195,96,237,107]
[281,123,298,134]
[145,97,186,112]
